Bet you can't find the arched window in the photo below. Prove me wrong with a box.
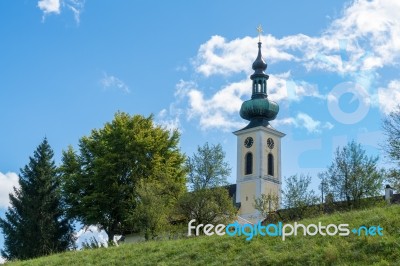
[245,152,253,175]
[268,153,274,176]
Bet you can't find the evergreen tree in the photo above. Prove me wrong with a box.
[0,139,74,260]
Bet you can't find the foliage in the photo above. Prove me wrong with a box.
[8,205,400,266]
[176,187,236,226]
[60,112,186,242]
[382,105,400,191]
[318,172,329,204]
[253,193,280,220]
[128,179,172,240]
[81,237,105,250]
[282,174,319,220]
[322,141,384,207]
[186,142,231,191]
[0,139,74,260]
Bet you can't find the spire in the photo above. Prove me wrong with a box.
[252,42,267,74]
[252,25,267,74]
[238,26,279,130]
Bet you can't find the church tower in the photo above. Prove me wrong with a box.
[234,28,285,223]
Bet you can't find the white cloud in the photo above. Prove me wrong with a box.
[100,72,130,94]
[275,113,334,134]
[170,74,325,132]
[0,172,19,208]
[38,0,85,24]
[0,256,4,264]
[177,79,248,131]
[268,73,324,102]
[66,0,85,25]
[156,108,182,132]
[378,80,400,114]
[38,0,61,15]
[194,35,298,77]
[167,67,328,131]
[328,0,400,70]
[193,0,400,78]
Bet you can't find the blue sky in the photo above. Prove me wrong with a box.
[1,0,400,259]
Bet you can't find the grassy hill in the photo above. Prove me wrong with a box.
[7,205,400,266]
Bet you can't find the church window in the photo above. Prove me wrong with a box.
[245,152,253,175]
[268,153,274,176]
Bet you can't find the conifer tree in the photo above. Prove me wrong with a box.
[0,138,74,260]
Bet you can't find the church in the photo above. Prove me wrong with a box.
[230,30,285,224]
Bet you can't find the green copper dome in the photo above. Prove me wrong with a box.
[240,98,279,121]
[238,41,279,129]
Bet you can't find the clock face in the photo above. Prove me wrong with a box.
[267,138,274,149]
[244,137,254,148]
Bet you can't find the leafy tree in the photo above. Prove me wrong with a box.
[128,179,172,240]
[382,105,400,191]
[176,143,235,226]
[318,172,329,205]
[318,172,331,213]
[186,142,231,191]
[60,112,186,242]
[322,141,384,207]
[176,187,236,226]
[283,174,319,220]
[253,193,280,220]
[0,139,74,260]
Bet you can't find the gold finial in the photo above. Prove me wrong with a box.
[256,24,263,42]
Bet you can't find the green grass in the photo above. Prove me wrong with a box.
[7,205,400,266]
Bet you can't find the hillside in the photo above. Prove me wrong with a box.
[7,205,400,266]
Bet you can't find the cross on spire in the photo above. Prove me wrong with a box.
[256,24,263,42]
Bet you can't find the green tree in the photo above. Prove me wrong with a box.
[60,112,186,242]
[318,172,329,205]
[177,143,235,226]
[186,142,231,191]
[283,174,319,220]
[176,187,236,226]
[0,139,74,260]
[382,105,400,191]
[323,141,384,207]
[128,179,177,240]
[253,193,280,220]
